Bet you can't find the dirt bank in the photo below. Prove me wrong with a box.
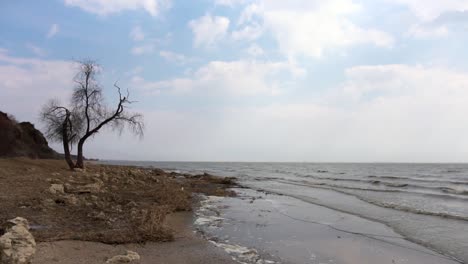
[0,158,236,248]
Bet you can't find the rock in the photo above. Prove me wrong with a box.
[101,172,109,181]
[0,217,36,264]
[106,250,140,263]
[64,180,103,194]
[63,195,79,206]
[94,211,106,220]
[48,184,65,194]
[0,111,59,159]
[41,198,55,208]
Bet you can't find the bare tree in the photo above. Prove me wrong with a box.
[40,99,81,169]
[40,60,144,170]
[71,60,144,168]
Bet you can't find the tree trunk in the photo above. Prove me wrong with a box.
[62,135,74,170]
[75,139,85,169]
[62,115,75,170]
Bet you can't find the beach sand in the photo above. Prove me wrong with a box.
[33,212,237,264]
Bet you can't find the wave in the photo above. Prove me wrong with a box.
[278,176,468,198]
[271,180,468,222]
[367,175,468,185]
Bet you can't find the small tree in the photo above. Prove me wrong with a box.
[41,60,144,169]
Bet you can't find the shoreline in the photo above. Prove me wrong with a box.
[195,188,462,264]
[0,157,465,264]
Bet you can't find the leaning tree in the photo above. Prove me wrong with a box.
[41,60,144,169]
[40,99,82,169]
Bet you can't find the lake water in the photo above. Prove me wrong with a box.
[101,161,468,263]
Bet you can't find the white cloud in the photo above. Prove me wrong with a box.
[245,44,265,57]
[47,24,59,38]
[189,14,230,48]
[131,43,156,55]
[130,26,145,41]
[407,24,449,38]
[390,0,468,21]
[231,23,263,41]
[237,0,394,58]
[63,0,171,16]
[159,50,191,64]
[94,64,468,162]
[341,64,468,100]
[26,44,47,57]
[214,0,248,6]
[134,59,305,96]
[0,49,75,123]
[391,1,468,37]
[157,64,468,162]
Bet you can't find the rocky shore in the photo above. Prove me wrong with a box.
[0,158,237,263]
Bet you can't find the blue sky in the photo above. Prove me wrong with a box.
[2,0,468,162]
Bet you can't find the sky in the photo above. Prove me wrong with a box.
[1,0,468,162]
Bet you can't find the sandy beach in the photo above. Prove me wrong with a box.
[33,212,237,264]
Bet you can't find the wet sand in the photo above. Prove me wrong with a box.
[33,212,237,264]
[195,188,462,264]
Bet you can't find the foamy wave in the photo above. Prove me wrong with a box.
[194,195,277,264]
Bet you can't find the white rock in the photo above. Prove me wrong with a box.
[49,184,65,194]
[0,217,36,264]
[106,250,140,263]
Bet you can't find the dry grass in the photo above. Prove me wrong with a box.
[0,158,236,244]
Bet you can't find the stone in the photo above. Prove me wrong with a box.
[41,198,55,207]
[48,184,65,194]
[63,195,79,206]
[0,217,36,264]
[106,250,140,263]
[64,180,103,194]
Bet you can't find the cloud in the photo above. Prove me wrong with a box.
[130,26,145,41]
[133,59,305,96]
[90,63,468,162]
[391,1,468,38]
[390,0,468,21]
[407,24,449,38]
[231,23,263,41]
[214,0,247,6]
[25,44,47,57]
[147,64,468,162]
[63,0,171,16]
[0,49,75,123]
[235,0,394,58]
[245,44,265,57]
[47,24,59,38]
[341,64,468,100]
[189,14,230,48]
[130,33,171,56]
[131,43,156,55]
[159,50,191,64]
